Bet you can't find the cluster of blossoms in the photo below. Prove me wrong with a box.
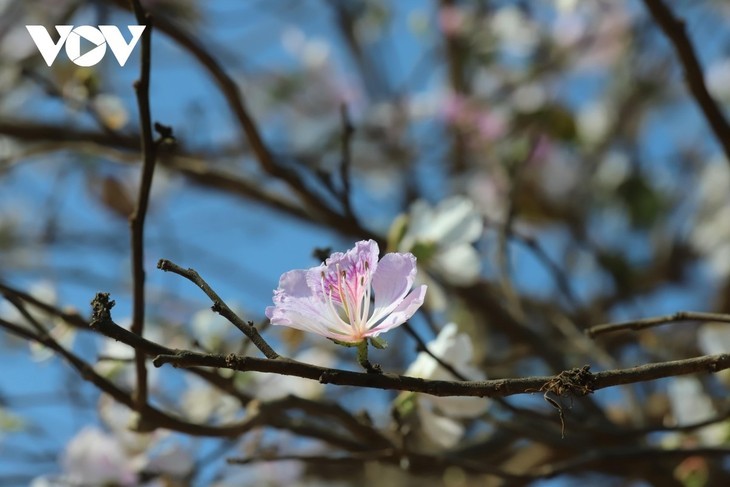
[402,323,487,449]
[31,398,192,487]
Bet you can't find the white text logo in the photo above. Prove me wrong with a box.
[26,25,145,67]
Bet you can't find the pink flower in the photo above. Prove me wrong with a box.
[266,240,427,344]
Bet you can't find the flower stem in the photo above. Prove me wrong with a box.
[357,340,381,374]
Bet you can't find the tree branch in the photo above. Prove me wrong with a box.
[149,346,730,399]
[156,259,279,359]
[642,0,730,162]
[128,0,155,413]
[586,310,730,338]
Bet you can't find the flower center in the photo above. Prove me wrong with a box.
[320,260,372,337]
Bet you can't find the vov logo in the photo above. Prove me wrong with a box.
[25,25,146,67]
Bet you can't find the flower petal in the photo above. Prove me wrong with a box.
[432,244,482,285]
[418,402,464,449]
[406,323,482,380]
[429,395,488,418]
[430,197,483,246]
[407,197,482,246]
[306,240,379,301]
[273,269,312,299]
[367,284,427,336]
[369,252,418,324]
[267,295,354,340]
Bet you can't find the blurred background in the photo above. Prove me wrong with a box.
[1,0,730,485]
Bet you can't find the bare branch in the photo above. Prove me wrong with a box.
[156,259,279,359]
[586,311,730,338]
[642,0,730,162]
[150,346,730,399]
[128,0,156,414]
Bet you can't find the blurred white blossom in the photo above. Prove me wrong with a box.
[180,376,242,424]
[255,346,335,401]
[392,196,483,311]
[667,377,727,446]
[191,306,244,355]
[706,58,730,101]
[577,100,614,145]
[33,398,194,487]
[690,158,730,277]
[491,6,540,57]
[0,280,76,360]
[33,427,139,487]
[402,323,487,449]
[181,345,335,424]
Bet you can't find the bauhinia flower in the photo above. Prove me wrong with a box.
[399,323,488,450]
[391,196,483,286]
[265,239,427,345]
[389,196,482,311]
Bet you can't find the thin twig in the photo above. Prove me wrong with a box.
[0,316,247,437]
[586,311,730,338]
[0,315,375,449]
[107,0,378,242]
[128,0,155,413]
[156,259,279,359]
[642,0,730,163]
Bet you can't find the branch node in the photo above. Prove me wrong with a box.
[540,365,596,438]
[153,121,175,142]
[90,292,116,328]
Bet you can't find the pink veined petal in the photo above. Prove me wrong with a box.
[275,269,311,298]
[274,310,350,340]
[305,240,379,303]
[327,239,379,269]
[268,296,355,340]
[366,284,427,336]
[304,263,329,301]
[368,252,417,325]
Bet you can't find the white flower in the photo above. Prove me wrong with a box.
[491,6,540,56]
[391,196,482,311]
[395,196,483,287]
[181,346,336,422]
[94,319,162,388]
[667,377,727,446]
[255,347,335,401]
[690,158,730,278]
[402,323,487,449]
[191,306,242,354]
[61,427,138,486]
[180,377,241,424]
[577,100,614,144]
